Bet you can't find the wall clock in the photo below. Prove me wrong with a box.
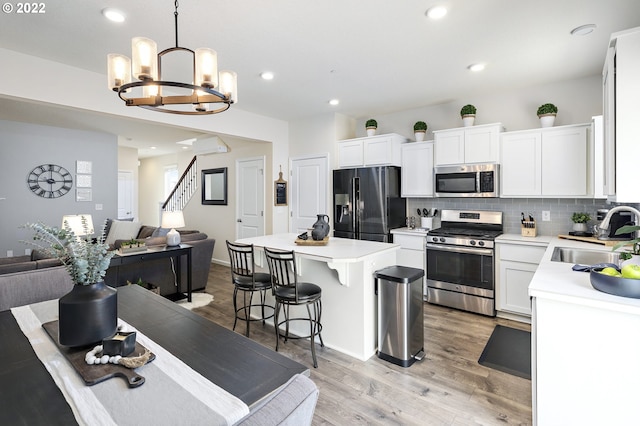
[27,164,73,198]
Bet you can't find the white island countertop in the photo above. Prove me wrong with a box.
[237,233,399,263]
[235,233,399,361]
[529,236,640,314]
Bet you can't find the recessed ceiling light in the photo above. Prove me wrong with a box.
[102,8,125,23]
[329,99,339,106]
[150,146,157,150]
[570,24,596,36]
[260,71,274,80]
[426,6,447,20]
[467,63,485,72]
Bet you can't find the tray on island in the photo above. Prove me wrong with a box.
[295,236,329,246]
[42,320,155,388]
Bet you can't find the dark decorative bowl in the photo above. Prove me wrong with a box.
[590,267,640,299]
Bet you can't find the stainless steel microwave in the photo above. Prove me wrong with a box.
[434,163,499,197]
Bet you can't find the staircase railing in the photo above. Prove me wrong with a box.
[162,156,198,211]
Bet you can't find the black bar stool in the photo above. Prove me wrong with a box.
[226,240,274,337]
[264,247,323,368]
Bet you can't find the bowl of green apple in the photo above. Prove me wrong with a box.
[590,264,640,299]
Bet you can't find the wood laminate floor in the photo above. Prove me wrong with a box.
[193,263,532,426]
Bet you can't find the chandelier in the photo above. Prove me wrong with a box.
[107,1,237,115]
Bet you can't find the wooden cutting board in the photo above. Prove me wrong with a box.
[295,236,329,246]
[42,320,155,387]
[557,234,619,246]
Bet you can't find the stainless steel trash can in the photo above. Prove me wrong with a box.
[374,266,425,367]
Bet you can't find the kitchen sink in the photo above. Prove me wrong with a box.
[550,246,619,265]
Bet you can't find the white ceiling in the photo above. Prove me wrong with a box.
[1,0,640,157]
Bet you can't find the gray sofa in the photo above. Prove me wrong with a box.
[104,226,216,296]
[0,265,73,312]
[236,374,319,426]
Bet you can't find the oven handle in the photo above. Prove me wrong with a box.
[426,243,493,256]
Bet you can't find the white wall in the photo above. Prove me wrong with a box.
[353,75,603,140]
[139,138,272,263]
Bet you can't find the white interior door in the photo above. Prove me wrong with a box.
[117,170,134,219]
[290,154,329,234]
[237,157,265,239]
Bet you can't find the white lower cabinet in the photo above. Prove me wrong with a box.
[390,229,427,298]
[495,238,548,321]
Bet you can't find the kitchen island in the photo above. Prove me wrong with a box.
[236,233,399,361]
[529,237,640,425]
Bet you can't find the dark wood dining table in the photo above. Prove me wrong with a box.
[0,285,308,425]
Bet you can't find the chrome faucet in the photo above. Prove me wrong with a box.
[598,206,640,240]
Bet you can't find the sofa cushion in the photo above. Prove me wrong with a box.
[0,261,37,274]
[105,220,141,246]
[236,374,319,426]
[0,255,31,266]
[151,227,170,237]
[36,258,63,269]
[181,232,208,242]
[31,249,52,261]
[137,225,157,239]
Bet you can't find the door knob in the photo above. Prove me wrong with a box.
[237,219,242,222]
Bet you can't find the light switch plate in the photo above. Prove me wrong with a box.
[542,211,551,221]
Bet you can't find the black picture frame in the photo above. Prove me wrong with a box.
[201,167,228,205]
[275,181,287,206]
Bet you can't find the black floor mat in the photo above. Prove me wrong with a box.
[478,325,531,380]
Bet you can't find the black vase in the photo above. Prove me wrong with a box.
[58,281,118,347]
[311,214,331,241]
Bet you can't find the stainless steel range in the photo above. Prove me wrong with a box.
[426,209,503,316]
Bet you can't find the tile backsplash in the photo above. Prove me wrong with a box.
[407,198,640,236]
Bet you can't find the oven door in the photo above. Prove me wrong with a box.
[425,243,494,297]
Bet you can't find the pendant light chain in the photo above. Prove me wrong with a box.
[174,0,179,48]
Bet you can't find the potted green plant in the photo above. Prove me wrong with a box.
[460,104,476,127]
[537,103,558,128]
[413,121,427,141]
[571,212,591,233]
[21,218,117,347]
[365,118,378,136]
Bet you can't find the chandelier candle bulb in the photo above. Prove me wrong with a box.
[132,37,158,80]
[219,70,238,103]
[107,54,131,90]
[195,48,218,88]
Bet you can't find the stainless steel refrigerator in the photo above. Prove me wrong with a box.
[333,166,406,242]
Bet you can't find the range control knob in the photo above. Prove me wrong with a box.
[439,237,446,243]
[478,240,485,247]
[432,237,439,242]
[470,240,476,246]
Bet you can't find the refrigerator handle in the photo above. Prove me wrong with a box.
[353,177,360,238]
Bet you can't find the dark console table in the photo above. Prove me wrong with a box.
[109,244,193,302]
[0,285,308,425]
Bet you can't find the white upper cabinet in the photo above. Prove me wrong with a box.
[603,27,640,202]
[337,133,407,168]
[433,123,502,166]
[401,141,434,197]
[500,124,591,198]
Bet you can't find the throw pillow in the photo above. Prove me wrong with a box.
[105,220,142,246]
[151,227,170,237]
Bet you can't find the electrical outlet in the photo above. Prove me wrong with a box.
[6,250,13,257]
[542,211,551,221]
[25,249,32,256]
[95,203,103,211]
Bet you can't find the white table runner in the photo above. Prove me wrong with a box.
[11,300,249,426]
